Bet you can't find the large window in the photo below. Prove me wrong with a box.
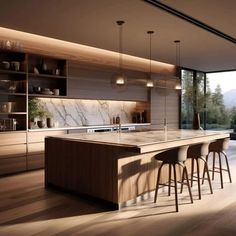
[181,70,193,129]
[181,70,236,130]
[206,71,236,130]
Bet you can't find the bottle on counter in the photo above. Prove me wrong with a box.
[113,116,116,124]
[115,114,120,124]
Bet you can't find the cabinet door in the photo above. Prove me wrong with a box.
[27,142,45,169]
[0,156,26,175]
[0,132,26,146]
[27,153,44,170]
[28,131,66,143]
[0,144,26,158]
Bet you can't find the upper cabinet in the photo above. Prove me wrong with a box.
[28,54,67,97]
[0,51,27,131]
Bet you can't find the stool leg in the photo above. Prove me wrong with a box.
[173,163,178,212]
[154,163,164,203]
[191,158,195,187]
[223,151,232,183]
[212,152,216,180]
[200,157,213,194]
[202,154,208,184]
[196,158,201,200]
[180,165,185,194]
[168,163,172,196]
[218,152,224,189]
[184,165,193,203]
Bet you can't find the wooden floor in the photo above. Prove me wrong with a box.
[0,141,236,236]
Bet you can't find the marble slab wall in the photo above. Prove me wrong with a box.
[38,98,136,127]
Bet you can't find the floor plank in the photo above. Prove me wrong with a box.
[0,141,236,235]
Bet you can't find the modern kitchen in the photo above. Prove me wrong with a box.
[0,1,236,235]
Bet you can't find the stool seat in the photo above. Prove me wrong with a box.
[203,138,232,188]
[154,145,193,212]
[185,142,213,200]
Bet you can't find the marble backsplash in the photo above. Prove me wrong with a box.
[38,98,136,127]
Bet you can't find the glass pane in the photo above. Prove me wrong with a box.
[196,72,205,128]
[206,71,236,130]
[181,69,194,129]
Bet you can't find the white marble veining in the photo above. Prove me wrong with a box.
[49,129,230,150]
[38,98,136,127]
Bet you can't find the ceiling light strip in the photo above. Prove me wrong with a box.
[144,0,236,44]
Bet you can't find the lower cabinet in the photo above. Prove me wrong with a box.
[0,132,27,175]
[0,130,66,175]
[27,130,67,170]
[0,156,27,175]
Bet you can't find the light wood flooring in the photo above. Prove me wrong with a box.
[0,141,236,236]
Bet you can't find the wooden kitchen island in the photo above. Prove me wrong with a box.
[45,129,229,209]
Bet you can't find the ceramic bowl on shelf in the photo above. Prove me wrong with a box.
[1,61,10,70]
[41,89,53,95]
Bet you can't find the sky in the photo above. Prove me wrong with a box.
[207,71,236,93]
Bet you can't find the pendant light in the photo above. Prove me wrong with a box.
[146,30,154,87]
[174,40,181,90]
[115,20,126,86]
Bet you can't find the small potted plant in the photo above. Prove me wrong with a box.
[28,98,40,129]
[28,98,49,129]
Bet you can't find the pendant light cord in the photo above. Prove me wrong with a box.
[174,40,181,72]
[147,31,154,79]
[117,21,125,75]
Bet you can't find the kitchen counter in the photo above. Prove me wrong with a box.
[28,123,150,132]
[47,129,229,153]
[45,129,229,208]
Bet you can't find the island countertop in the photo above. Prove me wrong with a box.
[46,129,230,153]
[45,129,230,207]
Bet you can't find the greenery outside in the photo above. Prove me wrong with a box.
[181,70,236,130]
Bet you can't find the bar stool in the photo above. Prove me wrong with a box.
[203,138,232,188]
[154,145,193,212]
[183,142,213,200]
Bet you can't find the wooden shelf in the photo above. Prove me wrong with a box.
[28,94,67,99]
[0,92,26,96]
[0,69,26,75]
[28,73,67,79]
[0,112,27,115]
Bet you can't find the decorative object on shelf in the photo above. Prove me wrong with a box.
[146,31,154,88]
[46,117,54,128]
[0,40,22,51]
[0,118,17,131]
[33,86,41,94]
[11,61,20,71]
[28,98,49,129]
[54,69,60,76]
[113,20,127,87]
[33,66,39,74]
[0,102,16,113]
[1,61,10,70]
[40,88,53,95]
[53,89,60,96]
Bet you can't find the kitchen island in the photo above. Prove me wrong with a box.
[45,129,229,209]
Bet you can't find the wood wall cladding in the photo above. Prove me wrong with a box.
[0,27,177,76]
[67,62,149,101]
[150,88,180,129]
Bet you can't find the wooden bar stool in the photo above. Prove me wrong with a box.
[203,138,232,188]
[184,142,213,200]
[154,145,193,212]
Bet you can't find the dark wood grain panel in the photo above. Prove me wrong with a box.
[0,156,26,175]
